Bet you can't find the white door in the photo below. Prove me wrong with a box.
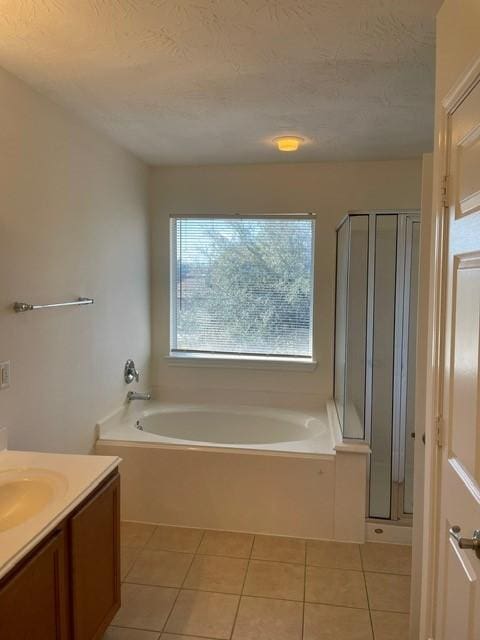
[434,77,480,639]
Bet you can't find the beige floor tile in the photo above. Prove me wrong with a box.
[365,572,411,612]
[371,611,410,640]
[251,535,305,564]
[121,522,156,548]
[360,543,412,575]
[198,530,254,558]
[103,627,159,639]
[243,559,305,601]
[305,566,368,608]
[307,540,362,570]
[304,603,373,640]
[165,590,239,639]
[232,595,303,640]
[113,583,177,632]
[184,554,247,594]
[125,549,193,588]
[121,547,140,581]
[161,636,212,640]
[146,525,204,553]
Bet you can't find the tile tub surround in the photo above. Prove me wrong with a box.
[103,522,412,640]
[96,401,370,542]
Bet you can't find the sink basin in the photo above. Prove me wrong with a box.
[0,468,68,532]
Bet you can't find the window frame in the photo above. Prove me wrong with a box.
[168,213,317,367]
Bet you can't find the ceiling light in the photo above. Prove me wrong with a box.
[274,136,304,152]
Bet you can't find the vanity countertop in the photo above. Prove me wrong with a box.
[0,449,120,581]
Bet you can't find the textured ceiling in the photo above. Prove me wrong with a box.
[0,0,441,165]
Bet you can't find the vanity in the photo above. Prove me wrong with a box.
[0,442,121,640]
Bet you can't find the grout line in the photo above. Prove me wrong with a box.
[302,600,307,640]
[361,565,375,638]
[304,599,370,611]
[123,579,308,603]
[301,539,307,639]
[246,556,307,567]
[362,569,412,577]
[120,546,141,582]
[145,524,159,546]
[369,607,410,614]
[192,551,256,561]
[123,547,409,577]
[124,578,245,598]
[109,624,163,637]
[194,528,207,553]
[159,544,197,635]
[161,630,219,639]
[250,555,305,566]
[306,564,365,571]
[230,550,252,639]
[247,533,255,559]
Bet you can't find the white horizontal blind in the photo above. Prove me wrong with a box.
[171,216,314,358]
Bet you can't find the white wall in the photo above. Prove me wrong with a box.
[436,0,480,100]
[0,67,150,454]
[150,159,423,408]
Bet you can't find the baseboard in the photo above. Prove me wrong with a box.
[365,521,412,545]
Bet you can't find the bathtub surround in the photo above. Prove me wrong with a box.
[96,401,369,542]
[150,160,422,410]
[0,66,150,454]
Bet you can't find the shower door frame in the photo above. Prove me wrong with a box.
[334,209,420,523]
[395,215,421,521]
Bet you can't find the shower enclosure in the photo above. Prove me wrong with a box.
[334,211,420,521]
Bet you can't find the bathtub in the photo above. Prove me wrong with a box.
[96,401,369,542]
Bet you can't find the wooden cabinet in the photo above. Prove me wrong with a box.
[0,528,68,640]
[70,474,120,640]
[0,470,120,640]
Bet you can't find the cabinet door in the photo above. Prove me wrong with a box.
[0,529,68,640]
[70,473,120,640]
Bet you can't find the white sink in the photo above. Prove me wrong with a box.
[0,468,68,532]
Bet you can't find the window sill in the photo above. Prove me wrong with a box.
[164,353,317,372]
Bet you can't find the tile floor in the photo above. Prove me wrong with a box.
[105,522,412,640]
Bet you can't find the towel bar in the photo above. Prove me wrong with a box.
[13,297,94,312]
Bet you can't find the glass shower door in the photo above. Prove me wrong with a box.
[334,215,369,440]
[334,220,349,432]
[334,211,420,522]
[344,215,369,439]
[369,215,398,520]
[400,218,420,515]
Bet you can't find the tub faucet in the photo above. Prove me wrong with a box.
[126,391,151,403]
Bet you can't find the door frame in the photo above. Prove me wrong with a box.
[397,215,420,519]
[419,54,480,640]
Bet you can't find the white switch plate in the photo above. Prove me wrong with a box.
[0,361,10,389]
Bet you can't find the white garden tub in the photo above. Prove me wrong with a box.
[96,401,369,541]
[98,403,333,454]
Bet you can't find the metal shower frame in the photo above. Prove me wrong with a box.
[334,209,420,522]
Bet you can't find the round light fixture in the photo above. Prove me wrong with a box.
[274,136,304,152]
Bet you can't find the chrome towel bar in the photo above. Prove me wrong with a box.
[13,297,94,313]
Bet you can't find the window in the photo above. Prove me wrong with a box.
[170,215,315,360]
